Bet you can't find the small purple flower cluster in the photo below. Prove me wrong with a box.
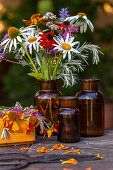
[59,8,70,23]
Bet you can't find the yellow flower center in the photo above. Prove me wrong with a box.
[8,27,20,39]
[28,37,37,43]
[77,12,86,16]
[62,43,71,50]
[7,111,17,121]
[29,116,37,126]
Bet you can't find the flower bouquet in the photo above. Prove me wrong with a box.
[0,102,50,146]
[0,8,103,87]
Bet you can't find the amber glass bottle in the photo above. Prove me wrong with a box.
[57,96,80,143]
[76,79,104,137]
[34,80,61,124]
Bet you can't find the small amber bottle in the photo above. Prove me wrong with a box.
[76,79,104,137]
[57,96,80,143]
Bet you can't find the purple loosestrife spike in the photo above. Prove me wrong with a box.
[59,8,70,23]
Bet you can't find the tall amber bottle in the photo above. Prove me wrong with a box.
[76,79,104,137]
[58,96,80,142]
[34,80,61,124]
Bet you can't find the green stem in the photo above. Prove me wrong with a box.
[19,42,38,73]
[35,51,43,73]
[45,50,50,80]
[4,59,22,65]
[52,54,63,79]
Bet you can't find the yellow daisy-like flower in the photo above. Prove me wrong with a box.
[1,26,34,52]
[54,33,80,61]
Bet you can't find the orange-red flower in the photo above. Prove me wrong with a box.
[61,158,78,165]
[63,149,80,154]
[26,115,39,134]
[43,123,59,138]
[52,144,69,150]
[0,111,25,131]
[37,147,50,153]
[39,31,57,50]
[23,14,45,26]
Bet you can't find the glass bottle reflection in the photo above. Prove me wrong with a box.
[76,79,104,137]
[58,96,80,143]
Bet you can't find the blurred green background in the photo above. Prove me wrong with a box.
[0,0,113,106]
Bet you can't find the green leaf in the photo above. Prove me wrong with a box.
[48,58,54,79]
[42,56,48,80]
[28,72,44,80]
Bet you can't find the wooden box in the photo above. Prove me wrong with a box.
[0,120,35,146]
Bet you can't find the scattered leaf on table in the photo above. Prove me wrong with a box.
[61,158,78,165]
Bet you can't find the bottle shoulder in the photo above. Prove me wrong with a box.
[76,90,104,100]
[35,90,62,99]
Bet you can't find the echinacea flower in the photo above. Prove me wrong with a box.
[39,31,56,50]
[26,115,39,134]
[64,12,94,33]
[1,26,34,52]
[1,111,25,131]
[54,33,80,61]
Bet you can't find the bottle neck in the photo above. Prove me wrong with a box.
[80,79,99,91]
[60,97,77,108]
[40,80,57,90]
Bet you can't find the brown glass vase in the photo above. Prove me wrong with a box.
[57,96,80,143]
[34,80,62,124]
[76,79,104,137]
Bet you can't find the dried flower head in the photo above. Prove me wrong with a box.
[43,12,56,20]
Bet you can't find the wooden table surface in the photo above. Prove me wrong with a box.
[0,129,113,170]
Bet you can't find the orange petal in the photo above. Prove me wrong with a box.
[63,151,72,154]
[21,148,32,150]
[63,169,73,170]
[12,121,19,131]
[17,113,25,119]
[62,146,69,150]
[61,158,78,165]
[86,168,92,170]
[52,144,65,150]
[73,149,80,154]
[63,149,80,155]
[95,153,103,159]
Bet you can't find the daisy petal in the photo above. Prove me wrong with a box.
[17,36,22,42]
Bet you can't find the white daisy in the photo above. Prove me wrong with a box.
[64,12,94,33]
[1,26,35,52]
[53,33,80,61]
[20,30,41,55]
